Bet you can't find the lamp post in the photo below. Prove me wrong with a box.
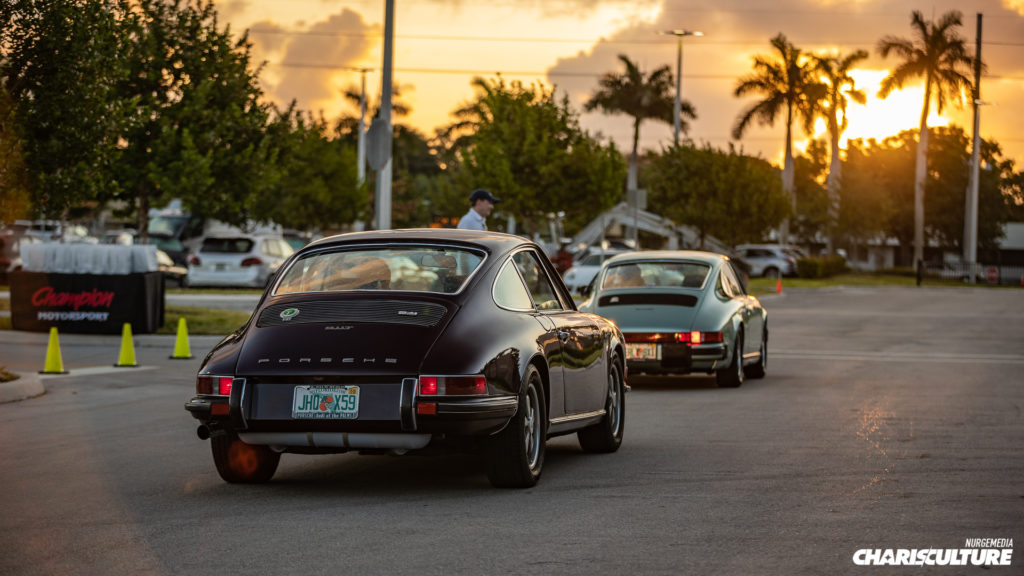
[659,29,702,146]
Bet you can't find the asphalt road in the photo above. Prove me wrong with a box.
[0,286,1021,575]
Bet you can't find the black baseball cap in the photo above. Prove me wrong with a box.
[469,189,500,204]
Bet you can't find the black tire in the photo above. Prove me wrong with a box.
[578,356,625,453]
[211,430,281,483]
[486,366,546,488]
[763,267,780,279]
[716,332,745,388]
[745,328,767,379]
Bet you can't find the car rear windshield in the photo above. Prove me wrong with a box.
[201,238,254,253]
[274,245,485,295]
[601,261,711,290]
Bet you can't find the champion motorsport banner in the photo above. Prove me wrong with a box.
[10,271,165,334]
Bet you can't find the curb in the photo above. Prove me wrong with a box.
[0,372,46,404]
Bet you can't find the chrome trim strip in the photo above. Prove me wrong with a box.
[236,378,248,429]
[550,409,606,425]
[238,432,432,450]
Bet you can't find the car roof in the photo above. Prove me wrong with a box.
[304,228,534,255]
[603,250,728,267]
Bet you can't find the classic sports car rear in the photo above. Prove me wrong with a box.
[579,251,767,388]
[186,229,627,488]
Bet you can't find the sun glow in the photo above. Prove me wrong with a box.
[834,69,950,145]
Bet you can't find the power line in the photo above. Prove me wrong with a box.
[246,28,1023,48]
[264,61,1017,81]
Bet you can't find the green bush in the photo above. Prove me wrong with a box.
[797,255,848,278]
[796,258,821,278]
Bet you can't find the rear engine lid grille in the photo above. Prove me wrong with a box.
[598,293,698,307]
[258,300,447,328]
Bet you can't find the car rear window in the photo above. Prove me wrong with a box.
[601,261,711,290]
[201,238,254,253]
[274,245,485,295]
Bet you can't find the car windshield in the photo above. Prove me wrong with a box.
[201,238,255,253]
[148,215,189,237]
[274,245,485,295]
[601,261,711,290]
[579,253,620,267]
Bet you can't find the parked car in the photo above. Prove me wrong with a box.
[579,250,767,388]
[188,234,294,288]
[561,248,631,294]
[156,249,189,288]
[185,229,627,487]
[0,228,41,283]
[734,244,800,278]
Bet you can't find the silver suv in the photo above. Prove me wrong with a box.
[735,244,802,278]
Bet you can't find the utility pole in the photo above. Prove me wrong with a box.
[963,12,982,283]
[374,0,394,231]
[356,68,369,186]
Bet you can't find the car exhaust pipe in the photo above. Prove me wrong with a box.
[196,424,211,440]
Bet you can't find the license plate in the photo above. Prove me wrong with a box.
[292,385,359,419]
[215,263,226,271]
[627,343,660,360]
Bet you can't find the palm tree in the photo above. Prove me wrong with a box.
[585,54,696,194]
[733,34,821,244]
[877,10,974,268]
[813,49,868,252]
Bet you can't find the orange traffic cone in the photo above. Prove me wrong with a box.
[776,278,783,294]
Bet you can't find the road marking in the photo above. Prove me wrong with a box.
[40,365,161,379]
[773,350,1024,365]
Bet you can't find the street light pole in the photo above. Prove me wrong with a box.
[660,29,702,146]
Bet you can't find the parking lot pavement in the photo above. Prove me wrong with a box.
[0,329,227,375]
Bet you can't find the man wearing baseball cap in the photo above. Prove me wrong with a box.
[457,189,501,230]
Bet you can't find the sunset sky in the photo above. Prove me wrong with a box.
[216,0,1024,168]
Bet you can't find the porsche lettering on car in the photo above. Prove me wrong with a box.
[185,229,627,488]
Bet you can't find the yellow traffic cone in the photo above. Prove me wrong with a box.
[170,317,193,359]
[40,327,68,374]
[114,323,138,367]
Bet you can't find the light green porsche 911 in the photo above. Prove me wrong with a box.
[578,250,767,388]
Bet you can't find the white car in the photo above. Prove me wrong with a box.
[189,234,294,288]
[734,244,802,278]
[562,249,630,293]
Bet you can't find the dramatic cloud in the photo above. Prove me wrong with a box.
[249,8,375,117]
[546,0,1024,162]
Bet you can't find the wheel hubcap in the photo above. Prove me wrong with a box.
[608,367,621,436]
[737,338,744,382]
[523,385,540,469]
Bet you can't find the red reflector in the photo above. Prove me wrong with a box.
[218,377,233,395]
[196,376,213,395]
[417,402,437,415]
[444,376,487,395]
[211,403,230,415]
[419,376,438,395]
[240,257,262,267]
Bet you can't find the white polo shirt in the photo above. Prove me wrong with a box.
[457,208,487,230]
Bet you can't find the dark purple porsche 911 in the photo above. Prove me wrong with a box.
[186,229,627,488]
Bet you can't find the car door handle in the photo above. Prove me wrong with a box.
[558,331,571,343]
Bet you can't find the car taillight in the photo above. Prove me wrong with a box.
[418,375,486,396]
[625,332,722,344]
[241,257,263,267]
[188,255,201,266]
[196,375,234,395]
